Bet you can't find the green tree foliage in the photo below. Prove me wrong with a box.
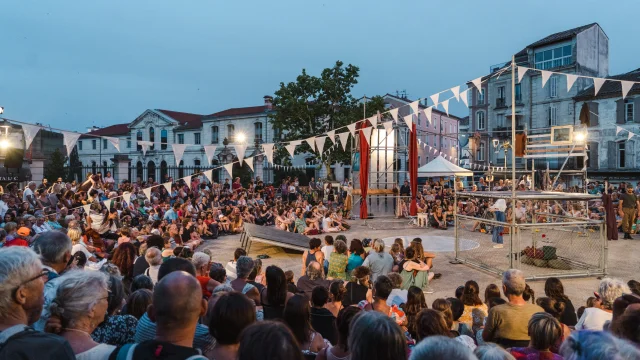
[44,148,67,182]
[270,61,386,180]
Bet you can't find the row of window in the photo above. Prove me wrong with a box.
[476,84,523,106]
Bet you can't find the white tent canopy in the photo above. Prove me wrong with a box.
[417,155,473,177]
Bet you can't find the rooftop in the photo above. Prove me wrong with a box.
[204,105,270,119]
[156,109,204,130]
[574,67,640,100]
[79,123,129,138]
[527,23,600,48]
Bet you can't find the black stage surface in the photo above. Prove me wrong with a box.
[241,223,309,253]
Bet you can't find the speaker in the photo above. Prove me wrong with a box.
[4,148,24,169]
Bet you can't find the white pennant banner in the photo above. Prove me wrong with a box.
[389,108,399,123]
[621,81,634,99]
[204,145,217,165]
[172,144,187,165]
[423,106,433,123]
[315,136,327,154]
[383,121,393,135]
[460,89,469,107]
[138,140,153,156]
[304,136,316,151]
[21,123,42,150]
[628,131,635,141]
[182,176,192,187]
[368,114,378,129]
[163,181,173,193]
[285,144,297,157]
[262,143,274,164]
[326,130,336,144]
[105,137,120,152]
[82,204,91,215]
[593,78,606,96]
[103,198,112,209]
[541,70,552,88]
[122,192,131,205]
[233,144,247,161]
[471,77,483,92]
[245,157,254,172]
[517,66,528,83]
[347,123,357,137]
[338,132,350,151]
[441,99,450,116]
[62,131,81,156]
[202,171,213,185]
[566,74,578,92]
[430,93,440,107]
[403,114,413,130]
[360,127,373,145]
[224,163,234,178]
[616,126,624,135]
[142,187,152,201]
[409,101,420,115]
[450,86,460,101]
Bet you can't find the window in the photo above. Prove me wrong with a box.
[618,142,626,168]
[254,122,263,142]
[149,127,155,150]
[127,138,131,148]
[136,130,143,151]
[177,134,184,144]
[625,99,634,122]
[477,89,485,105]
[211,126,219,144]
[194,159,201,172]
[418,155,421,165]
[496,114,505,128]
[497,86,505,106]
[548,105,558,126]
[161,130,167,150]
[535,44,572,70]
[227,125,235,141]
[101,139,106,149]
[549,76,558,98]
[515,84,522,102]
[477,111,486,130]
[417,114,421,126]
[194,132,201,145]
[78,141,83,150]
[92,140,96,150]
[477,142,485,161]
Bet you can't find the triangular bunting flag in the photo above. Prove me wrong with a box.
[423,106,433,123]
[105,137,120,152]
[285,144,297,157]
[628,131,635,141]
[389,108,399,123]
[593,78,606,96]
[182,176,192,187]
[262,143,274,164]
[460,89,469,107]
[621,81,634,99]
[142,187,152,201]
[368,114,378,129]
[223,163,234,178]
[102,198,112,209]
[163,181,173,193]
[430,93,440,107]
[383,121,393,135]
[409,101,420,115]
[360,127,373,145]
[347,123,357,137]
[338,132,350,151]
[441,99,450,116]
[451,86,461,101]
[21,123,42,150]
[202,170,213,184]
[304,136,316,151]
[517,66,528,83]
[61,131,81,156]
[566,74,578,92]
[82,204,92,215]
[233,144,247,161]
[315,136,327,154]
[541,70,552,88]
[326,130,336,145]
[122,192,131,205]
[616,126,624,135]
[138,141,153,156]
[172,144,187,166]
[245,157,254,172]
[403,114,413,130]
[471,77,483,92]
[204,145,217,165]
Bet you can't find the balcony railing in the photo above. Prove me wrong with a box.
[496,98,507,108]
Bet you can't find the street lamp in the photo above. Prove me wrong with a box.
[236,132,246,144]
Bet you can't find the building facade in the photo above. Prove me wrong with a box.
[467,23,609,170]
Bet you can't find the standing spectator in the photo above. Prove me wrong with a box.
[483,269,543,348]
[362,239,394,282]
[618,186,639,239]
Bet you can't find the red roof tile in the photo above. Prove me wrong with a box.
[80,123,130,138]
[157,109,204,130]
[205,105,269,118]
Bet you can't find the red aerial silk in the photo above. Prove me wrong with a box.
[359,122,370,219]
[409,122,418,216]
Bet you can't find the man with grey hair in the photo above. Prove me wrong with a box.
[363,238,394,281]
[230,256,260,305]
[483,269,543,348]
[23,181,38,209]
[409,336,477,360]
[31,231,73,331]
[144,247,163,284]
[296,261,331,300]
[0,247,75,359]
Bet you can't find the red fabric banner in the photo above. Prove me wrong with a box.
[409,122,418,215]
[359,123,370,219]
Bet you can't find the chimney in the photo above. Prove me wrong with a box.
[87,126,100,132]
[264,95,273,110]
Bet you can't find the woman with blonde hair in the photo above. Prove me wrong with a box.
[69,227,98,263]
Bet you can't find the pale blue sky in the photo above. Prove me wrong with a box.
[1,0,639,130]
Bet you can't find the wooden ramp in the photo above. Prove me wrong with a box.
[241,223,309,253]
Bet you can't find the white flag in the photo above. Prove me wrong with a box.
[471,77,483,92]
[383,121,393,135]
[430,93,440,107]
[102,198,112,209]
[62,131,81,156]
[224,163,234,178]
[450,86,460,101]
[233,144,247,161]
[245,157,254,172]
[403,114,413,130]
[285,143,296,157]
[204,145,217,165]
[262,143,274,164]
[360,127,373,145]
[566,74,578,92]
[122,192,131,205]
[304,136,316,151]
[315,136,327,154]
[389,108,399,123]
[326,130,336,144]
[21,123,41,150]
[593,78,606,96]
[105,136,120,152]
[142,187,152,201]
[517,66,528,83]
[82,204,92,215]
[616,126,624,135]
[172,144,188,166]
[347,123,357,137]
[368,114,378,129]
[541,70,552,88]
[338,132,350,151]
[628,131,635,141]
[202,171,213,184]
[441,99,450,116]
[138,140,153,156]
[163,181,173,193]
[423,106,433,123]
[409,101,420,115]
[460,89,469,107]
[621,80,634,99]
[182,176,192,187]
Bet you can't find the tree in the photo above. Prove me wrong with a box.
[44,148,67,182]
[270,61,386,180]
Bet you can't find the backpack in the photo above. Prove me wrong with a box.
[115,343,208,360]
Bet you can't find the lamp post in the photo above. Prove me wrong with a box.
[217,137,234,183]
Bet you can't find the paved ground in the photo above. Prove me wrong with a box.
[199,219,640,309]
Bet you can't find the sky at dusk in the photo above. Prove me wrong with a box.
[1,0,639,131]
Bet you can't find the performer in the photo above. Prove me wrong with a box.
[490,199,507,249]
[309,177,318,202]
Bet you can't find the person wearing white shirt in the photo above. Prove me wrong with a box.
[32,216,53,234]
[23,181,38,209]
[575,278,628,331]
[0,194,9,218]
